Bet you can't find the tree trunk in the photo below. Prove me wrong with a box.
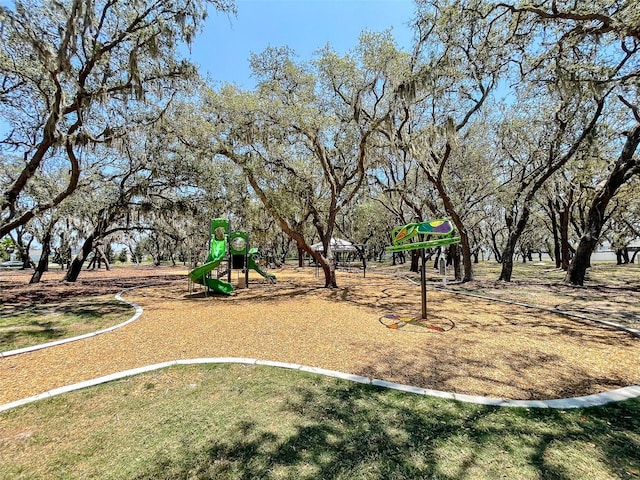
[499,239,516,281]
[310,245,338,288]
[499,210,531,281]
[489,227,502,263]
[410,250,419,272]
[64,234,96,282]
[305,243,337,288]
[87,249,97,269]
[547,199,562,268]
[128,245,139,264]
[30,228,52,284]
[323,244,338,288]
[565,232,597,285]
[278,235,292,265]
[459,235,473,281]
[320,260,338,288]
[449,244,461,281]
[96,246,111,270]
[437,187,473,281]
[558,204,571,270]
[433,247,441,269]
[499,209,530,281]
[9,229,34,270]
[565,122,640,285]
[20,249,33,269]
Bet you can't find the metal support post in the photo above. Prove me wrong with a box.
[420,247,427,319]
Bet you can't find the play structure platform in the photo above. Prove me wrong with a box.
[189,218,275,295]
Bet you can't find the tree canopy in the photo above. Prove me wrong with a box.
[0,0,235,238]
[1,0,638,287]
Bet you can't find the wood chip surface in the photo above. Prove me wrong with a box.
[1,267,638,403]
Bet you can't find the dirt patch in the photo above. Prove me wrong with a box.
[0,265,186,305]
[0,266,638,403]
[446,279,640,330]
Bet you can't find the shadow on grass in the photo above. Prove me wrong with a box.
[0,323,66,350]
[131,381,640,480]
[0,301,132,351]
[0,273,182,306]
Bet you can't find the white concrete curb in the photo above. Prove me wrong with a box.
[1,358,639,413]
[0,288,144,358]
[2,278,638,413]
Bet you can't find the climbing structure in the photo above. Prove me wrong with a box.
[188,218,276,296]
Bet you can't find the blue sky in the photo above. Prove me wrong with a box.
[188,0,416,87]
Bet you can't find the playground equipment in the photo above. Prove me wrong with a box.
[386,219,460,322]
[387,219,460,253]
[188,218,275,295]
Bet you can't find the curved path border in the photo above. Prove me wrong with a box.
[0,279,184,358]
[0,288,143,358]
[1,280,639,413]
[1,357,639,413]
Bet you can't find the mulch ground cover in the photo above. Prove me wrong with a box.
[0,265,182,305]
[0,265,638,404]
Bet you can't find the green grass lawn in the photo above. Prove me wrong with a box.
[1,364,638,480]
[395,258,639,288]
[463,260,640,287]
[0,295,134,352]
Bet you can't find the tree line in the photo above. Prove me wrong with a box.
[1,0,638,287]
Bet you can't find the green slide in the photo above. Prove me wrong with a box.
[189,219,234,295]
[248,248,276,282]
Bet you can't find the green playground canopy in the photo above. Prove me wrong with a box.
[386,219,461,253]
